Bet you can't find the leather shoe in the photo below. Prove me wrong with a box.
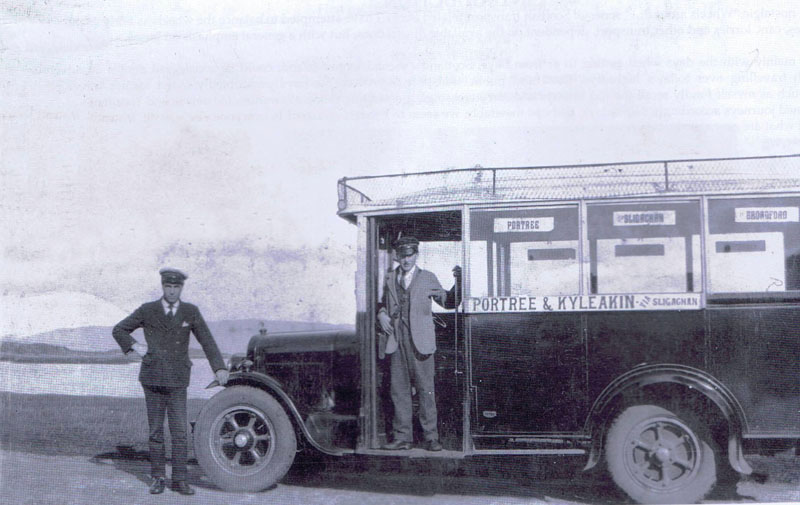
[172,481,195,495]
[382,440,412,450]
[149,477,165,494]
[424,439,443,452]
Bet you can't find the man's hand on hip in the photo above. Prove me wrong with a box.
[127,342,147,358]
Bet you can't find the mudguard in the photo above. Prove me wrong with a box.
[208,370,355,456]
[582,363,752,475]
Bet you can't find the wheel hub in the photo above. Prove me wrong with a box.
[653,446,671,464]
[234,431,252,449]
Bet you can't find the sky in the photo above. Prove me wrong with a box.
[2,0,799,331]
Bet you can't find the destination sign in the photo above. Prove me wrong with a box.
[613,210,676,226]
[468,293,701,313]
[735,207,799,223]
[494,217,554,233]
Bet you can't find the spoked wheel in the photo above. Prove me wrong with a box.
[605,405,717,504]
[194,386,296,492]
[211,405,276,472]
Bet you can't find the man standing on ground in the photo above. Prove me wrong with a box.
[112,268,229,495]
[377,237,460,451]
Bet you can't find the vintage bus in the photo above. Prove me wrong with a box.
[193,154,800,504]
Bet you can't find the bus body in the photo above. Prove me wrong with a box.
[193,155,800,504]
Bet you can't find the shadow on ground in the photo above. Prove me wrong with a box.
[89,447,627,503]
[289,454,629,504]
[90,445,221,492]
[88,446,785,504]
[84,444,800,505]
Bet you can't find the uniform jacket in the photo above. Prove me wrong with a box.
[112,300,226,388]
[379,267,457,357]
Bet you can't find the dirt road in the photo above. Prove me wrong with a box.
[2,449,798,505]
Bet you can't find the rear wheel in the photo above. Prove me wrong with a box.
[605,405,717,504]
[194,386,297,492]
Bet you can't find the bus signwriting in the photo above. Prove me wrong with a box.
[735,206,799,223]
[494,217,555,232]
[613,210,676,226]
[468,293,701,313]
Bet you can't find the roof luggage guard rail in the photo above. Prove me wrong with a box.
[336,154,800,216]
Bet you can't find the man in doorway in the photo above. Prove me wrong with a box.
[377,236,460,451]
[112,268,229,495]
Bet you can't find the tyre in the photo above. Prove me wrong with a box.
[194,386,297,492]
[605,405,717,504]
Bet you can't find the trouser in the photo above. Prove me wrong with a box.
[143,384,188,482]
[390,321,438,443]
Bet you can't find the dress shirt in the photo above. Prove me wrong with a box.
[161,298,180,315]
[398,265,417,289]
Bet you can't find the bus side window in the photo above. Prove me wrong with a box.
[470,206,580,297]
[587,202,701,294]
[707,197,800,293]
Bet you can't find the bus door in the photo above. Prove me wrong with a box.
[467,205,586,437]
[369,211,465,451]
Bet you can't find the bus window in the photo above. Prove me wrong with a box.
[587,202,701,294]
[469,206,580,297]
[375,210,463,313]
[707,196,800,293]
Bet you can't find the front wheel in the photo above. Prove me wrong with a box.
[194,386,297,492]
[605,405,717,504]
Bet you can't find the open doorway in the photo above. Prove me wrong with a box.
[370,210,465,452]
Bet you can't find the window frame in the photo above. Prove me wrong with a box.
[467,202,584,299]
[583,198,704,296]
[703,192,800,302]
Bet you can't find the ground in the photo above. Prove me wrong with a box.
[1,392,798,504]
[2,447,799,504]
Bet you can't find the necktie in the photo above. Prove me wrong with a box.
[403,272,412,289]
[167,303,174,318]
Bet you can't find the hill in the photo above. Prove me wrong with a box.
[1,292,128,339]
[1,319,354,355]
[0,341,136,364]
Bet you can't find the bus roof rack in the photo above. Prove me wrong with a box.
[337,154,800,219]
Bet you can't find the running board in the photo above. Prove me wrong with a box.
[355,447,586,458]
[355,448,465,459]
[472,448,586,455]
